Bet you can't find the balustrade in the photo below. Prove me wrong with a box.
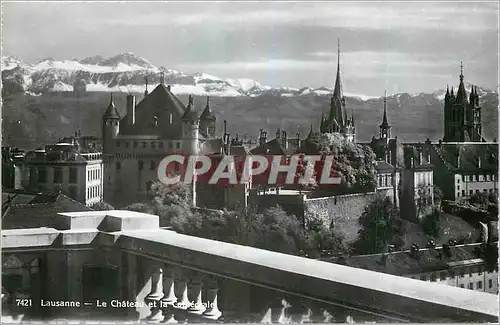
[187,275,206,315]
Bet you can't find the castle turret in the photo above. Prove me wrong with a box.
[199,96,216,137]
[102,93,120,154]
[181,95,199,155]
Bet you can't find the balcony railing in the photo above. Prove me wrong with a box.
[1,211,498,323]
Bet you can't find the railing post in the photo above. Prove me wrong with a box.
[161,267,177,323]
[202,278,222,321]
[144,266,164,323]
[286,297,308,323]
[187,275,206,315]
[172,270,190,323]
[270,297,291,324]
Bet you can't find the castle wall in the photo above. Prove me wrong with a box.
[303,192,377,243]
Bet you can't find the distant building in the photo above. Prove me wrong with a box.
[400,145,434,221]
[375,160,400,209]
[443,64,483,142]
[323,241,498,295]
[2,189,92,229]
[2,147,26,190]
[16,133,103,206]
[428,141,498,202]
[73,78,87,97]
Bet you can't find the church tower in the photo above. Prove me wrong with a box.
[443,62,482,142]
[379,91,391,141]
[102,93,120,154]
[319,39,355,142]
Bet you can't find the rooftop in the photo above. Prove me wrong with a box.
[432,142,498,173]
[321,242,494,276]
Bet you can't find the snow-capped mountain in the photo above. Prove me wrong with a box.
[1,53,496,101]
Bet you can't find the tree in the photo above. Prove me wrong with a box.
[470,192,489,207]
[421,208,441,238]
[354,193,404,254]
[416,183,433,217]
[90,201,115,211]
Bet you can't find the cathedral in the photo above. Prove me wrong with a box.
[443,63,483,142]
[319,42,356,142]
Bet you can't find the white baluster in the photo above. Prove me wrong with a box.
[202,282,222,320]
[277,298,292,324]
[174,278,190,310]
[161,269,177,306]
[187,278,206,315]
[145,267,164,322]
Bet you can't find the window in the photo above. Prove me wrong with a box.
[133,142,138,148]
[38,167,47,183]
[477,281,482,289]
[69,186,77,199]
[468,283,473,290]
[456,185,460,190]
[168,142,173,149]
[142,142,146,148]
[461,190,465,196]
[457,179,460,183]
[151,142,155,149]
[449,271,455,278]
[176,142,180,149]
[125,142,129,148]
[460,284,465,288]
[439,272,447,281]
[430,273,437,282]
[475,189,479,194]
[116,141,121,148]
[461,175,464,182]
[150,161,155,170]
[69,168,77,183]
[460,270,465,278]
[159,142,164,148]
[469,190,473,196]
[489,279,493,289]
[53,167,63,183]
[116,162,121,170]
[138,160,144,171]
[420,275,427,281]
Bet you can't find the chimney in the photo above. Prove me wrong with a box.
[281,131,288,149]
[296,132,301,149]
[477,156,481,168]
[418,150,423,165]
[167,85,171,91]
[126,94,136,125]
[259,128,267,146]
[410,156,414,168]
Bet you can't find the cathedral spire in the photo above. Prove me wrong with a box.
[380,90,389,128]
[144,76,149,97]
[333,38,342,100]
[456,61,467,103]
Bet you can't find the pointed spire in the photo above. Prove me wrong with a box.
[456,61,467,103]
[160,71,165,84]
[182,95,198,122]
[333,38,342,99]
[144,76,149,96]
[308,124,314,138]
[451,86,454,97]
[200,96,215,120]
[446,85,450,96]
[380,90,390,128]
[103,92,120,119]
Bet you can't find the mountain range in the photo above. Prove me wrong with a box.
[1,53,498,149]
[2,52,383,99]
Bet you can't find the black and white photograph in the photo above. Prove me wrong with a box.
[1,1,499,323]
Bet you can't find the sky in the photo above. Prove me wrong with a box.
[2,1,499,96]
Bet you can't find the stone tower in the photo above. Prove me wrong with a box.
[102,93,120,154]
[443,63,482,142]
[199,96,216,137]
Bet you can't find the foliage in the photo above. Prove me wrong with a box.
[300,132,377,193]
[416,183,433,216]
[354,193,404,254]
[132,181,347,258]
[90,201,115,211]
[421,208,441,238]
[469,192,491,207]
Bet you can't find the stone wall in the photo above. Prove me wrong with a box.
[304,192,377,243]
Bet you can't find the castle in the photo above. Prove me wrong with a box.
[101,74,229,208]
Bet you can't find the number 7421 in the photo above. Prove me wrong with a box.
[16,298,32,307]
